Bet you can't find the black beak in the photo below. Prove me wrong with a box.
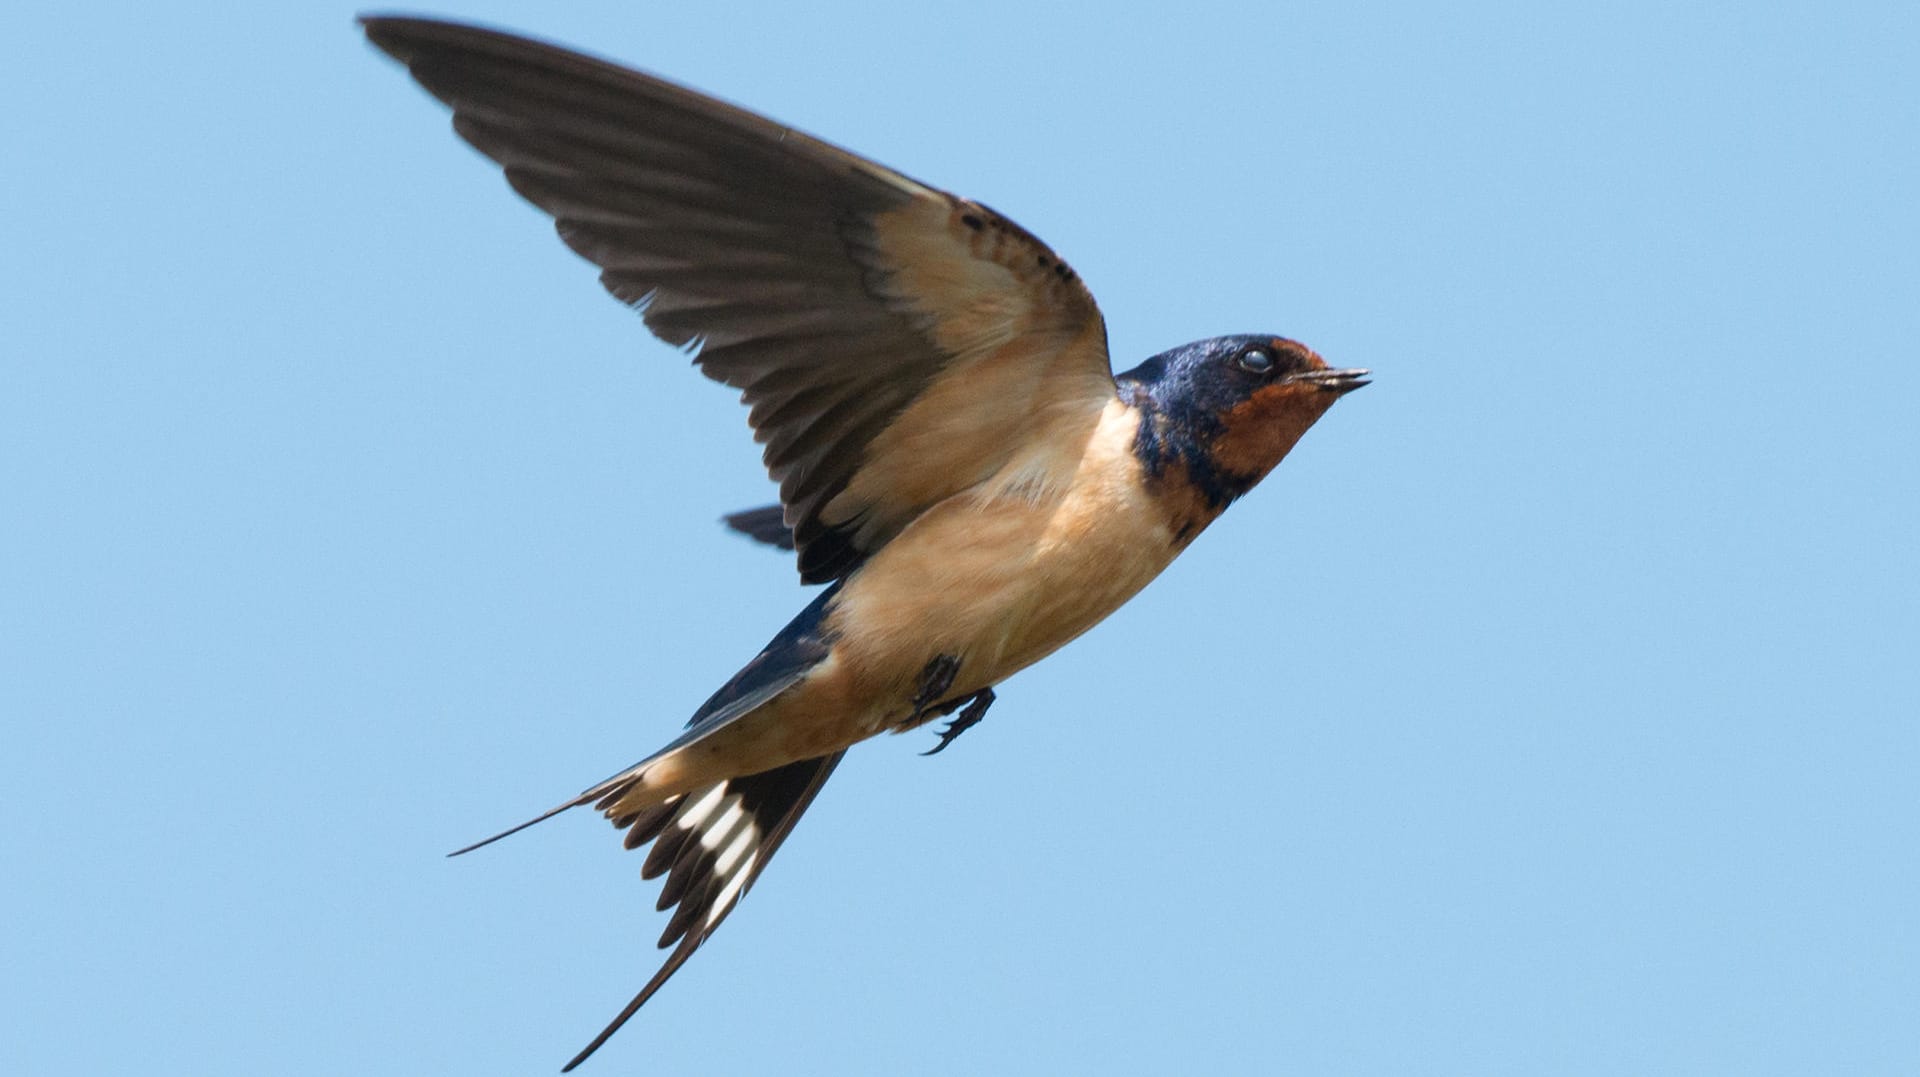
[1291,368,1371,395]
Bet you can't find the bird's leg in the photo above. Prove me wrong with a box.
[922,688,995,756]
[908,654,962,722]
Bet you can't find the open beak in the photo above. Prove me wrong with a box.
[1290,368,1372,395]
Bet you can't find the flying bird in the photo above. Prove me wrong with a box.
[362,15,1368,1070]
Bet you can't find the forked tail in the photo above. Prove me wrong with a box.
[557,751,845,1069]
[444,563,847,1067]
[451,750,846,1071]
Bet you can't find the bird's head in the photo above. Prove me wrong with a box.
[1117,334,1368,509]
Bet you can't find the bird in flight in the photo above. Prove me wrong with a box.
[363,15,1368,1070]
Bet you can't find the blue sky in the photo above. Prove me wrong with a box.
[5,2,1916,1074]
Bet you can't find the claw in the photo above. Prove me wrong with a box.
[922,688,995,756]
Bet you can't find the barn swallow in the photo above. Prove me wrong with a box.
[363,15,1367,1070]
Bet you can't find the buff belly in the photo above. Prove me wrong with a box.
[815,399,1187,734]
[643,399,1198,795]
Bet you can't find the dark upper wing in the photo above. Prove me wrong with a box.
[363,17,1116,582]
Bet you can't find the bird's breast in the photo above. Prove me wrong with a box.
[823,399,1187,726]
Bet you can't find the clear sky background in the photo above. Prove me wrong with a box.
[5,2,1916,1074]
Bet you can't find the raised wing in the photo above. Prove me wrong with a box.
[363,17,1116,582]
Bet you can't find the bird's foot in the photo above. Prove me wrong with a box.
[922,688,995,756]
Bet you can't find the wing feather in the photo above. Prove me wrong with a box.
[365,16,1115,582]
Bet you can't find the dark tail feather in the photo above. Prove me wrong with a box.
[447,797,590,857]
[450,584,838,860]
[561,750,846,1071]
[721,504,796,551]
[447,762,664,858]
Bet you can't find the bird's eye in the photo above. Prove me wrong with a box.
[1235,348,1275,375]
